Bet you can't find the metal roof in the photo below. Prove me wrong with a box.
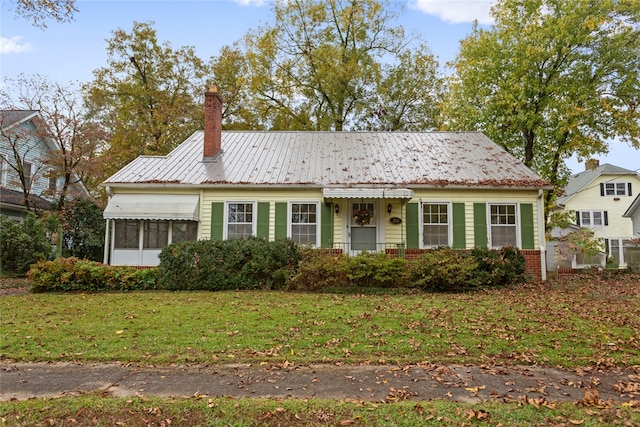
[103,131,549,189]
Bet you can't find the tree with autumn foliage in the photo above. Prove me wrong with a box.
[233,0,442,131]
[442,0,640,210]
[84,21,209,179]
[6,0,77,28]
[1,74,105,206]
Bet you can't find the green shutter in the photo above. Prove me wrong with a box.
[520,203,535,249]
[473,203,487,248]
[210,202,224,240]
[452,202,466,249]
[406,202,419,249]
[274,202,288,239]
[320,202,333,248]
[257,202,270,238]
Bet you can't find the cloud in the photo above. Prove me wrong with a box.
[233,0,267,6]
[0,36,33,54]
[409,0,495,25]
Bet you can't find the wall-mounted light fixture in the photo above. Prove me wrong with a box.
[387,203,392,215]
[335,204,340,215]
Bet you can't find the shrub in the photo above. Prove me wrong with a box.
[470,246,527,286]
[342,252,407,288]
[157,237,301,291]
[58,199,105,261]
[28,257,158,293]
[406,247,480,292]
[0,213,52,275]
[288,248,348,291]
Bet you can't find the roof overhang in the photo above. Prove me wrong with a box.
[322,188,414,199]
[103,194,200,221]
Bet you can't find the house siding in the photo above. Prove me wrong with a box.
[565,175,639,240]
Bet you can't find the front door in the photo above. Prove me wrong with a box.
[350,201,377,253]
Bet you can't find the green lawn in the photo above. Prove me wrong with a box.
[1,274,639,426]
[1,276,639,368]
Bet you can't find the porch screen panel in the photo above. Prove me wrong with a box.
[274,202,287,239]
[452,203,466,249]
[210,202,224,240]
[114,220,139,249]
[473,203,488,248]
[406,203,419,249]
[144,221,169,249]
[520,203,534,249]
[257,202,270,238]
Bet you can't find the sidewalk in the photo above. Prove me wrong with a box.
[2,362,639,403]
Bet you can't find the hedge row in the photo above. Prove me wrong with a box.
[27,239,528,293]
[28,257,157,293]
[289,246,526,292]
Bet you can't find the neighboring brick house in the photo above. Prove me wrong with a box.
[102,87,552,280]
[0,110,88,221]
[554,159,640,267]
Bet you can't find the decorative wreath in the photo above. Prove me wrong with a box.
[353,208,372,225]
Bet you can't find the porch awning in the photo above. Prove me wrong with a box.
[322,188,414,199]
[103,194,200,221]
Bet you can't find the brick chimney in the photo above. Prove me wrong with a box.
[585,159,599,171]
[204,85,222,159]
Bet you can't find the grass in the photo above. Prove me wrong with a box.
[1,273,639,426]
[1,395,638,426]
[1,274,639,368]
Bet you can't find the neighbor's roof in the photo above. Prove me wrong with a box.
[103,131,550,189]
[556,163,639,206]
[0,110,40,130]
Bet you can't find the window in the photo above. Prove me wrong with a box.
[576,210,607,227]
[0,156,7,186]
[422,203,450,247]
[114,220,139,249]
[172,221,198,243]
[227,202,254,239]
[143,221,169,249]
[489,203,518,248]
[48,176,57,194]
[290,202,318,246]
[603,182,631,196]
[23,161,32,190]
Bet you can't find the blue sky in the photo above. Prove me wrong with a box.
[1,0,638,174]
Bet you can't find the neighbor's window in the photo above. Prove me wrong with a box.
[489,204,518,248]
[227,202,254,239]
[23,161,33,190]
[577,210,604,227]
[291,202,318,246]
[172,221,198,243]
[114,220,139,249]
[604,182,629,196]
[0,156,7,186]
[143,220,169,249]
[422,203,450,247]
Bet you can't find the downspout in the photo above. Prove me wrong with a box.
[103,186,112,264]
[103,219,110,264]
[537,189,547,281]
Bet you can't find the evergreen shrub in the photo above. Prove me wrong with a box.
[0,214,52,275]
[406,247,480,292]
[157,237,301,291]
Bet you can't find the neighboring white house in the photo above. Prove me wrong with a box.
[0,110,89,221]
[553,159,640,267]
